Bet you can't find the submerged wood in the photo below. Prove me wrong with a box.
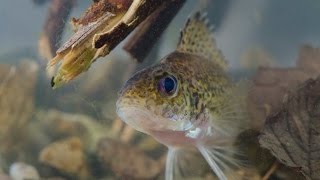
[123,0,186,62]
[48,0,183,88]
[38,0,76,61]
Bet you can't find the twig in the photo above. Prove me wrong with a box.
[111,117,124,136]
[48,0,186,88]
[262,161,279,180]
[123,0,186,62]
[120,126,136,143]
[38,0,76,61]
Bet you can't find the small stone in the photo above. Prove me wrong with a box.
[9,162,40,180]
[39,110,89,139]
[97,137,162,179]
[39,137,89,178]
[38,109,111,151]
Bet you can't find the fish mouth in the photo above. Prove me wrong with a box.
[116,101,189,134]
[116,105,174,133]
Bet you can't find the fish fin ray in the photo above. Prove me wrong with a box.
[198,144,228,180]
[165,148,182,180]
[210,80,251,137]
[177,12,227,70]
[166,147,210,179]
[197,142,245,180]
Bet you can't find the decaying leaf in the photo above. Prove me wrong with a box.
[48,0,184,88]
[248,45,320,129]
[259,77,320,179]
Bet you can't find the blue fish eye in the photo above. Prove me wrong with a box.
[158,75,178,96]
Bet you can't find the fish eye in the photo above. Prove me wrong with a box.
[158,75,178,97]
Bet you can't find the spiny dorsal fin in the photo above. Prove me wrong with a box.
[177,12,227,70]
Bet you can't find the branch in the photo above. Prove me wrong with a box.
[123,0,186,62]
[47,0,185,88]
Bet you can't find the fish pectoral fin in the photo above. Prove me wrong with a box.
[176,12,227,70]
[210,80,251,137]
[197,142,244,180]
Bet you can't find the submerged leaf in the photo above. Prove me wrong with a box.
[248,45,320,129]
[259,77,320,179]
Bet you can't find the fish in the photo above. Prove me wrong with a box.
[116,12,249,180]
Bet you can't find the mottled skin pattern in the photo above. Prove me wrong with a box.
[117,51,232,146]
[117,13,249,179]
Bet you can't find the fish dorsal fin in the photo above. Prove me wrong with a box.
[177,12,227,70]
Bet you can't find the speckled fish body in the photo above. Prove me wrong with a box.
[117,12,248,180]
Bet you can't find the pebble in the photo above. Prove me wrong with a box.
[97,137,162,179]
[39,137,89,178]
[9,162,40,180]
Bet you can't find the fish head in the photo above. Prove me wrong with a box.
[116,53,206,134]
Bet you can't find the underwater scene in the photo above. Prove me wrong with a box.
[0,0,320,179]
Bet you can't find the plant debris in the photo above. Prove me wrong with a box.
[47,0,185,88]
[259,77,320,179]
[123,0,186,62]
[38,0,76,62]
[248,45,320,129]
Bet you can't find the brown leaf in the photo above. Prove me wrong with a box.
[259,77,320,179]
[248,45,320,129]
[297,45,320,76]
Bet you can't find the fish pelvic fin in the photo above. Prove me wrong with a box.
[165,148,181,180]
[197,141,245,180]
[177,12,228,70]
[165,147,209,180]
